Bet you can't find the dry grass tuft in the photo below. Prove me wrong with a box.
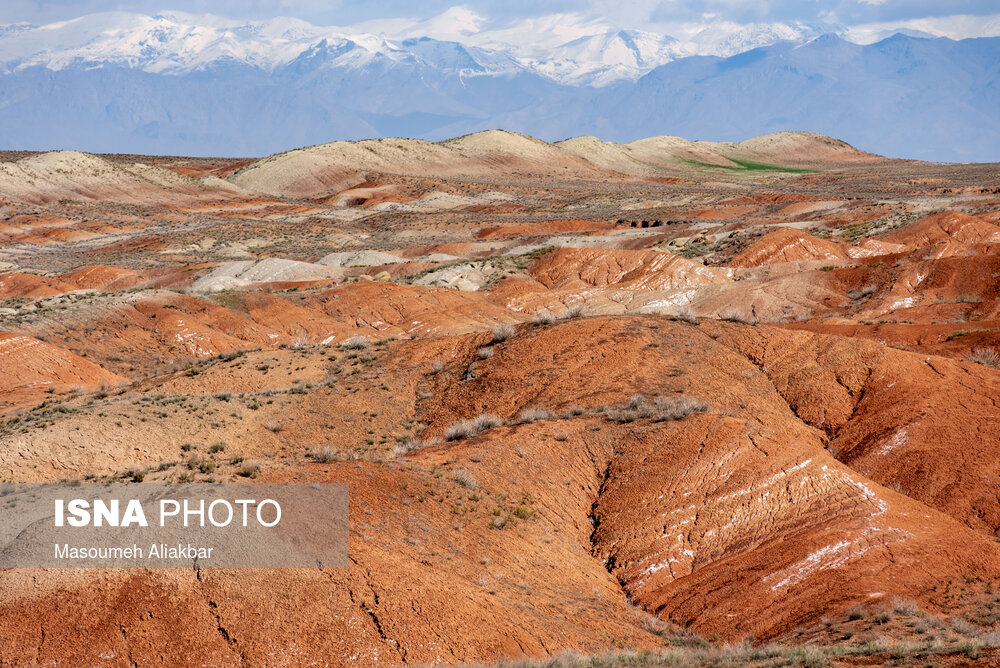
[967,347,1000,368]
[491,322,516,342]
[516,406,554,424]
[718,308,758,325]
[533,310,555,326]
[445,414,505,441]
[340,335,370,350]
[309,446,339,463]
[452,467,479,489]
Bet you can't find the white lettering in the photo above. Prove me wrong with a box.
[257,499,281,527]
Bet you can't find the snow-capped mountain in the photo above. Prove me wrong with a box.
[521,30,683,86]
[676,21,821,58]
[0,11,996,161]
[0,12,522,77]
[0,11,822,83]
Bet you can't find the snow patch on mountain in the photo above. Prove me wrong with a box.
[0,10,924,85]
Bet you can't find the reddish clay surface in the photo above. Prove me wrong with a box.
[1,133,999,665]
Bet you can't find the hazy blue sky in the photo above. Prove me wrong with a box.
[2,0,999,29]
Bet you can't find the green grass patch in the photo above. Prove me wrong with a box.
[683,158,818,174]
[947,328,995,341]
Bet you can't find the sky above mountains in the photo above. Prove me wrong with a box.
[2,1,1000,42]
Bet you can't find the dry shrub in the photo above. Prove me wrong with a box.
[237,462,260,478]
[673,308,698,324]
[340,335,370,350]
[654,396,709,421]
[445,413,504,441]
[606,394,708,423]
[452,467,479,489]
[392,437,439,457]
[516,406,554,424]
[718,308,758,325]
[533,311,555,326]
[491,322,516,342]
[968,347,1000,368]
[309,446,338,463]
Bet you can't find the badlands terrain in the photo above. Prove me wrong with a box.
[1,130,1000,666]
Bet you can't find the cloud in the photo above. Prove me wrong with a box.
[649,0,1000,25]
[2,0,999,41]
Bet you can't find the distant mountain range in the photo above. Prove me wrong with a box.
[0,12,996,161]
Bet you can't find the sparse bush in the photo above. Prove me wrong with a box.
[967,347,1000,368]
[852,638,888,656]
[265,420,284,433]
[291,332,309,349]
[392,437,439,457]
[309,446,338,463]
[214,391,232,402]
[516,406,554,424]
[956,639,981,659]
[892,597,921,616]
[491,323,516,342]
[126,468,145,483]
[982,631,1000,647]
[847,285,877,300]
[638,612,673,638]
[562,304,587,319]
[553,432,569,442]
[477,346,494,359]
[674,308,698,324]
[606,394,711,423]
[846,605,866,621]
[340,335,370,350]
[237,462,260,479]
[872,610,892,624]
[513,505,534,519]
[445,413,504,441]
[718,308,758,325]
[428,360,444,375]
[951,616,978,636]
[606,407,646,423]
[208,442,225,454]
[452,467,478,489]
[532,310,555,326]
[654,396,709,421]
